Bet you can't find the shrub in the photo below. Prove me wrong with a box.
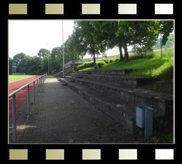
[99,58,109,64]
[76,61,94,71]
[97,61,105,68]
[129,50,155,60]
[84,61,94,67]
[75,64,85,71]
[113,58,120,62]
[51,70,57,75]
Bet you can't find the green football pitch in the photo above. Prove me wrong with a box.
[9,75,33,82]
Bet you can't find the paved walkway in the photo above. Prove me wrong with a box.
[9,77,144,143]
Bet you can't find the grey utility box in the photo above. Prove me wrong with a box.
[136,106,154,138]
[136,106,145,128]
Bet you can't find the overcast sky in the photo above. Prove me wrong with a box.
[8,20,124,59]
[8,20,75,58]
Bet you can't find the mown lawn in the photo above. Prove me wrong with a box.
[9,75,33,82]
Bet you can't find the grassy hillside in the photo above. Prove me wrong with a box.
[78,48,174,94]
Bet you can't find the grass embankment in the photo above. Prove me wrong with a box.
[9,75,33,82]
[79,48,174,94]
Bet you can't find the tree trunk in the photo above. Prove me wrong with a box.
[161,45,162,58]
[93,53,96,66]
[124,44,129,62]
[119,45,123,61]
[93,44,96,66]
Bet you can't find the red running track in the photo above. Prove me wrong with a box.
[9,75,41,121]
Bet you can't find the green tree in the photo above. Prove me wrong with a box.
[64,35,82,62]
[55,47,63,70]
[12,53,26,73]
[71,25,87,59]
[159,21,173,46]
[50,47,61,74]
[37,48,50,58]
[29,56,42,74]
[9,57,13,74]
[13,54,42,74]
[13,53,26,65]
[74,21,105,65]
[116,21,160,61]
[158,21,174,57]
[168,35,174,44]
[40,55,49,73]
[91,21,124,61]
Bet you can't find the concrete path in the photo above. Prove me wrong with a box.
[9,77,144,143]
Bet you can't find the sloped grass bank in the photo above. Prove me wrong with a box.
[79,51,174,94]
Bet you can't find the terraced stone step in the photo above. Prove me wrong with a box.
[58,78,67,85]
[59,78,137,133]
[70,69,134,77]
[64,76,173,118]
[81,74,156,88]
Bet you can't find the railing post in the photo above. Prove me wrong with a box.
[12,95,17,143]
[33,81,35,103]
[38,79,40,92]
[27,85,30,117]
[37,79,38,97]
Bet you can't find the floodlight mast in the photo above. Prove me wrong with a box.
[48,53,49,75]
[62,21,64,77]
[12,60,14,74]
[12,60,17,74]
[47,44,49,75]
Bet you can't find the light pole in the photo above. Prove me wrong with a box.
[12,61,17,74]
[12,59,14,74]
[15,63,16,74]
[48,54,49,75]
[62,21,64,77]
[47,44,49,75]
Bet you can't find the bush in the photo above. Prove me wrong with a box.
[99,58,109,64]
[84,61,94,67]
[76,61,94,71]
[129,50,155,60]
[75,64,85,71]
[51,70,57,75]
[113,58,120,62]
[97,61,105,68]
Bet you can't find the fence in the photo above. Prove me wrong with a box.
[9,73,47,143]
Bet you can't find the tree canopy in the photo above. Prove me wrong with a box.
[37,48,50,58]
